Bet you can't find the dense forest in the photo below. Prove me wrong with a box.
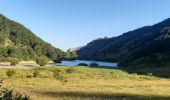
[0,14,77,62]
[77,18,170,67]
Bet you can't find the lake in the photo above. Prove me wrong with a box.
[56,60,117,67]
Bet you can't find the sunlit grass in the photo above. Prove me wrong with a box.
[0,66,170,100]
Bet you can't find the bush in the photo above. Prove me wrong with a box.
[53,69,63,79]
[0,80,29,100]
[78,63,88,66]
[1,89,29,100]
[66,67,76,73]
[53,69,68,84]
[36,57,48,66]
[26,74,33,78]
[90,63,99,67]
[32,69,40,78]
[53,59,62,63]
[56,74,67,84]
[6,69,15,77]
[0,57,6,63]
[6,58,19,66]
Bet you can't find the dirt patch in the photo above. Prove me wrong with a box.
[0,61,55,69]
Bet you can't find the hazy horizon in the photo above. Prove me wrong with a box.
[1,0,170,51]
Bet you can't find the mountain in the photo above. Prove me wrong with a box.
[77,18,170,67]
[0,14,65,61]
[67,46,84,52]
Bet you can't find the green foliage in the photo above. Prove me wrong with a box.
[52,69,63,79]
[0,57,19,66]
[0,14,65,61]
[1,89,29,100]
[65,51,78,60]
[53,69,68,84]
[6,69,15,77]
[56,74,68,84]
[0,32,5,45]
[6,58,19,66]
[0,57,6,63]
[65,67,77,73]
[32,69,40,78]
[36,56,48,66]
[0,80,29,100]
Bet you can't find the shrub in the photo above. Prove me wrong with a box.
[66,67,76,73]
[56,74,67,84]
[53,69,62,78]
[0,80,29,100]
[36,57,48,66]
[26,74,33,78]
[32,69,40,78]
[90,63,99,67]
[53,59,62,63]
[1,89,29,100]
[78,63,88,66]
[0,57,6,63]
[6,69,15,77]
[53,69,68,84]
[7,58,19,66]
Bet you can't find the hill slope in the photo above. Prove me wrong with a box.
[77,18,170,67]
[0,14,65,61]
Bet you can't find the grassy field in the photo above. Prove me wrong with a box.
[122,66,170,78]
[0,66,170,100]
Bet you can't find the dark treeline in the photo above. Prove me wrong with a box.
[77,18,170,67]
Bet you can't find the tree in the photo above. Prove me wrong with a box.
[0,14,65,62]
[36,56,48,66]
[65,51,78,60]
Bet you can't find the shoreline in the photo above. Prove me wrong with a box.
[0,61,56,69]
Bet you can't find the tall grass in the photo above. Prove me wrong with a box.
[0,66,169,100]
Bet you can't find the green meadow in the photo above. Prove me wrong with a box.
[0,66,170,100]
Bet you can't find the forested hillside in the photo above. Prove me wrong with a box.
[0,14,65,61]
[77,18,170,67]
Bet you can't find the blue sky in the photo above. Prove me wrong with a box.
[0,0,170,51]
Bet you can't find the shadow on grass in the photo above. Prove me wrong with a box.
[86,66,170,78]
[119,67,170,78]
[37,91,170,100]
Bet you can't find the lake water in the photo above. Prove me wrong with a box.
[56,60,117,67]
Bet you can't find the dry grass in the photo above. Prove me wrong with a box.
[0,66,170,100]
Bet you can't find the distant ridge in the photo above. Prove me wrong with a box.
[77,18,170,67]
